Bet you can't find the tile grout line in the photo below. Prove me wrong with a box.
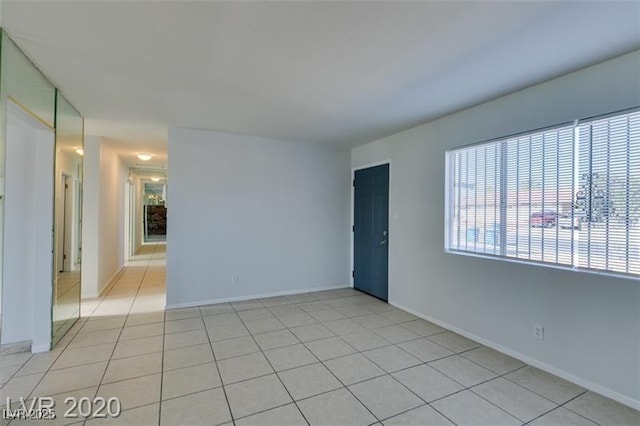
[7,266,128,422]
[417,354,535,423]
[228,300,312,426]
[284,317,396,423]
[199,303,238,426]
[87,259,152,425]
[224,294,421,424]
[263,297,545,425]
[3,253,165,422]
[87,256,161,423]
[157,277,167,426]
[282,293,457,424]
[499,368,592,413]
[4,271,623,426]
[17,265,142,410]
[109,288,635,425]
[116,296,576,426]
[520,389,601,426]
[1,276,106,394]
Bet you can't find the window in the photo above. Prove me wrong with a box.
[446,109,640,278]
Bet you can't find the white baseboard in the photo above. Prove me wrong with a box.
[166,284,350,310]
[0,340,31,355]
[83,267,125,300]
[389,300,640,411]
[99,267,125,298]
[31,344,50,354]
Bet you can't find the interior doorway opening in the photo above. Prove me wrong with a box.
[125,168,167,262]
[143,181,167,243]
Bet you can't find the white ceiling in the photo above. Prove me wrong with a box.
[87,120,168,167]
[2,1,639,149]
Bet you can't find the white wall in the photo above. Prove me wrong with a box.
[2,103,54,351]
[81,136,100,298]
[81,137,128,298]
[99,143,127,287]
[123,180,131,261]
[352,50,640,407]
[167,128,350,307]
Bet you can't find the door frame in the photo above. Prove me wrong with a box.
[141,179,167,244]
[58,173,72,272]
[350,159,392,290]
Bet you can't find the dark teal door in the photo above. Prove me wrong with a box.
[354,164,389,301]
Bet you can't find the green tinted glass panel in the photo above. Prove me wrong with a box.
[1,33,55,127]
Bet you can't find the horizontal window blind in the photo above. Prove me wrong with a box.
[447,109,640,278]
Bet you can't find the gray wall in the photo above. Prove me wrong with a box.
[166,128,351,307]
[352,50,640,407]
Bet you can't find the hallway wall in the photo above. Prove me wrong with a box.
[82,137,128,298]
[133,174,144,253]
[167,128,351,307]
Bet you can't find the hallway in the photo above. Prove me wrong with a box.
[134,244,166,258]
[1,261,638,425]
[0,255,166,425]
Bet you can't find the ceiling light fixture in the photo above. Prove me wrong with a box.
[75,148,84,156]
[151,176,161,182]
[137,153,153,161]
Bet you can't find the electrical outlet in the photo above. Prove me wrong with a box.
[533,324,544,340]
[231,275,239,286]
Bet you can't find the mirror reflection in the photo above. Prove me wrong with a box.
[144,181,167,243]
[126,168,167,261]
[52,94,83,345]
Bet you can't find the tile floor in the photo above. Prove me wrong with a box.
[1,258,639,425]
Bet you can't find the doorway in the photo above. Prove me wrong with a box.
[125,168,167,262]
[353,163,389,301]
[143,181,167,243]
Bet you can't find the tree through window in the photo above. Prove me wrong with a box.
[447,109,640,277]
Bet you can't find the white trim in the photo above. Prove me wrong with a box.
[99,268,125,297]
[444,151,452,252]
[446,249,639,283]
[82,267,125,299]
[165,284,350,310]
[81,291,100,300]
[350,159,392,291]
[0,340,31,355]
[352,159,393,172]
[31,344,50,354]
[389,300,640,411]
